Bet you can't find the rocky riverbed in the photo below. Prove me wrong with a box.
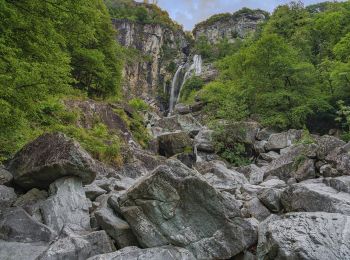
[1,106,350,260]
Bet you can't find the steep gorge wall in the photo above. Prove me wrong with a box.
[112,19,189,106]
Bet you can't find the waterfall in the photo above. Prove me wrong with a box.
[168,55,202,115]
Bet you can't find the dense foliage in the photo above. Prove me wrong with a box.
[0,0,125,162]
[196,1,350,134]
[105,0,182,30]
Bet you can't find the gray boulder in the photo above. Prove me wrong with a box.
[194,129,215,153]
[87,246,195,260]
[0,207,56,243]
[14,188,48,208]
[326,144,350,175]
[118,160,258,259]
[0,241,48,260]
[84,184,107,201]
[254,140,267,154]
[196,161,247,193]
[174,104,191,115]
[260,151,280,162]
[257,188,283,213]
[258,212,350,260]
[264,144,317,181]
[0,185,16,209]
[7,132,98,190]
[38,225,114,260]
[40,177,91,232]
[95,207,138,248]
[281,179,350,215]
[14,188,48,222]
[157,131,193,157]
[0,165,13,185]
[316,135,345,160]
[244,198,271,221]
[152,114,201,137]
[324,176,350,193]
[319,164,340,177]
[256,128,275,141]
[265,129,303,151]
[237,164,265,185]
[293,158,316,182]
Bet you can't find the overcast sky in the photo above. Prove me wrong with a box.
[136,0,339,30]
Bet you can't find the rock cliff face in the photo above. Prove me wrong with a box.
[193,9,268,44]
[112,19,189,104]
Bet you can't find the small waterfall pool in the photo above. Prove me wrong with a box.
[168,55,202,115]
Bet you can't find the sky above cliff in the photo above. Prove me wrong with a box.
[136,0,340,30]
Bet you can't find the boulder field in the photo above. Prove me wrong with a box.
[1,114,350,259]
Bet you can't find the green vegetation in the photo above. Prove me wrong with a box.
[106,0,182,30]
[189,1,350,136]
[211,124,251,167]
[115,98,151,148]
[336,100,350,141]
[179,76,204,103]
[0,0,125,162]
[194,36,242,62]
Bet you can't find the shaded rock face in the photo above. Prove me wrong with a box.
[258,212,350,260]
[193,10,267,44]
[7,133,97,190]
[118,160,258,259]
[113,19,188,103]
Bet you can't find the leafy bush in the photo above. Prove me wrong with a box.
[211,124,251,167]
[128,98,149,112]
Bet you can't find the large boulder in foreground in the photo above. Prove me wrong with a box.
[258,212,350,260]
[88,246,195,260]
[7,132,97,190]
[118,160,258,259]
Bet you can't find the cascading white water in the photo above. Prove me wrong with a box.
[176,55,202,103]
[168,55,202,115]
[169,64,185,114]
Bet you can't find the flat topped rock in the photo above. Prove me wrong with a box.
[7,132,98,190]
